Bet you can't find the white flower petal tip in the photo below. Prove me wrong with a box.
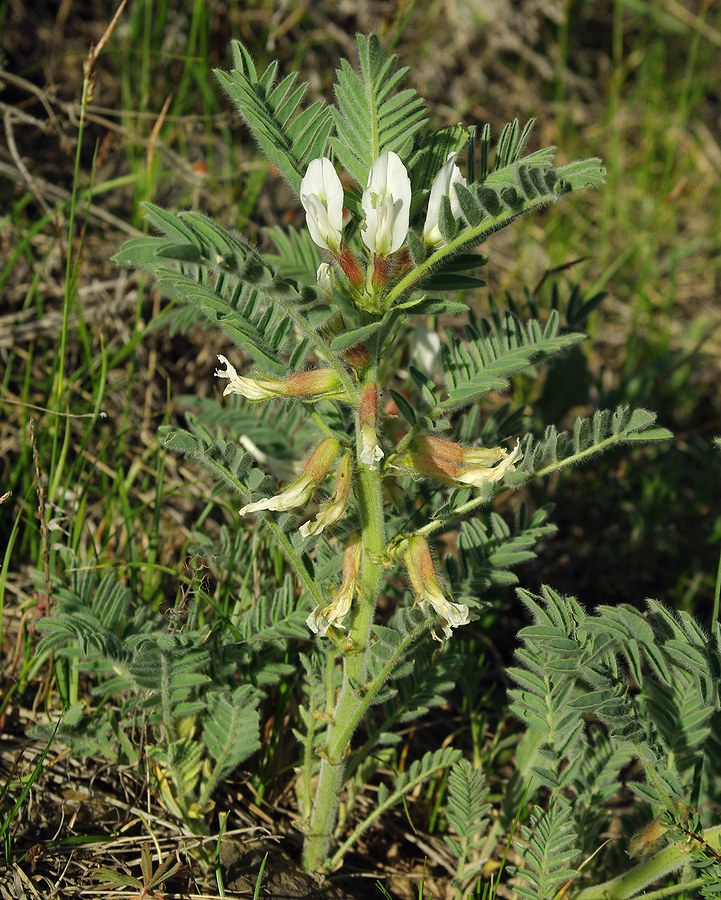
[360,441,384,469]
[300,158,344,251]
[306,607,332,636]
[403,534,473,642]
[361,151,412,255]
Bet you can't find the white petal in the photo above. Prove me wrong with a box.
[300,158,344,250]
[457,440,521,487]
[423,152,467,246]
[239,476,313,516]
[360,438,384,469]
[306,607,330,636]
[316,262,333,291]
[361,151,411,254]
[215,355,275,400]
[423,584,471,633]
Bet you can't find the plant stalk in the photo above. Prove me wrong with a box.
[302,375,386,871]
[576,824,721,899]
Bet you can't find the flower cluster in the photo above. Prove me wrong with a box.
[214,148,521,644]
[300,149,467,306]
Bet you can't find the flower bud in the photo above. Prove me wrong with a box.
[216,356,348,403]
[343,343,371,368]
[403,534,470,641]
[307,532,362,636]
[239,437,340,517]
[402,435,520,487]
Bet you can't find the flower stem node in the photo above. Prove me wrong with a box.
[216,355,348,403]
[307,533,362,637]
[401,435,521,487]
[300,157,344,251]
[403,535,471,641]
[239,437,341,517]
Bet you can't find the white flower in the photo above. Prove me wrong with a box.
[403,534,471,642]
[358,383,384,470]
[419,582,471,642]
[403,436,521,488]
[239,474,316,516]
[216,355,347,403]
[299,453,352,539]
[361,151,411,255]
[306,578,354,636]
[423,152,467,247]
[300,158,344,251]
[239,437,340,517]
[306,534,362,636]
[360,429,384,469]
[316,262,333,292]
[215,355,279,400]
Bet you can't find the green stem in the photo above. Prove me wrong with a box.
[575,824,721,899]
[383,195,552,309]
[416,428,646,541]
[302,373,386,871]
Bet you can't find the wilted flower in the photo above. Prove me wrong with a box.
[401,435,520,488]
[361,151,412,256]
[239,437,340,517]
[403,534,470,641]
[216,355,347,403]
[300,452,353,539]
[300,157,344,251]
[307,533,362,636]
[359,382,384,469]
[423,151,467,247]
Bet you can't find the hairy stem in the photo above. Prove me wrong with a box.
[575,824,721,898]
[302,373,386,871]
